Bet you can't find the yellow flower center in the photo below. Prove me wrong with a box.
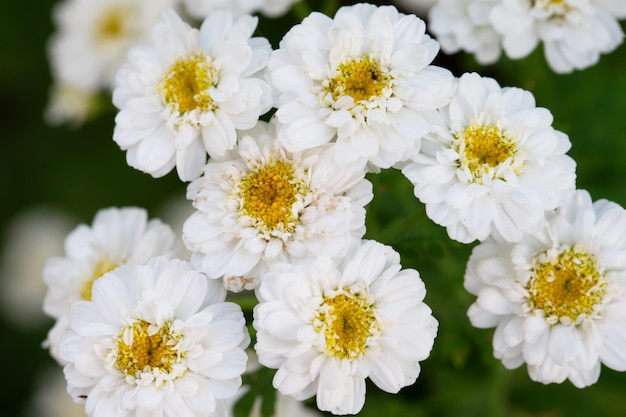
[456,123,518,181]
[115,320,182,378]
[159,53,218,115]
[327,56,391,104]
[239,161,306,234]
[95,7,130,43]
[316,292,378,360]
[527,245,606,324]
[80,257,119,301]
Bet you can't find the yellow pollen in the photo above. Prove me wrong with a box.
[456,123,517,180]
[528,246,606,324]
[115,320,181,378]
[159,53,217,115]
[328,56,391,103]
[316,293,378,360]
[80,257,119,301]
[239,161,305,232]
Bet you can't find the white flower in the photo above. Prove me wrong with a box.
[464,189,626,387]
[0,207,73,328]
[112,8,272,181]
[267,3,455,172]
[489,0,624,73]
[253,239,438,415]
[401,72,576,244]
[47,0,175,93]
[60,256,248,417]
[44,82,100,127]
[428,0,503,65]
[183,121,373,291]
[181,0,300,19]
[43,206,179,364]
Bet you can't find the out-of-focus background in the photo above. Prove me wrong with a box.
[1,1,626,416]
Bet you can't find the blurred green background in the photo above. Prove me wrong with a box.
[1,1,626,416]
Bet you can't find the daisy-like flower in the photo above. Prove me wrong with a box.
[113,8,272,181]
[401,72,576,244]
[60,256,248,417]
[489,0,624,73]
[43,206,179,364]
[428,0,503,65]
[267,3,455,172]
[464,189,626,387]
[253,239,438,415]
[181,0,301,19]
[47,0,175,93]
[182,121,373,291]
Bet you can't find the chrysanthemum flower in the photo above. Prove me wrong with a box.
[267,3,455,172]
[60,256,248,417]
[253,239,438,415]
[401,72,576,244]
[489,0,624,73]
[428,0,503,65]
[48,0,175,93]
[464,189,626,387]
[181,0,300,19]
[43,207,179,364]
[183,121,373,291]
[112,8,272,181]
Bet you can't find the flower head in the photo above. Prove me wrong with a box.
[428,0,502,65]
[48,0,175,92]
[253,239,438,414]
[489,0,624,73]
[60,256,248,417]
[401,72,576,243]
[267,3,455,172]
[183,121,373,291]
[113,8,272,181]
[464,189,626,387]
[43,207,179,364]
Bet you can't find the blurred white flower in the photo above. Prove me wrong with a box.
[428,0,502,65]
[465,189,626,387]
[47,0,176,93]
[401,72,576,243]
[112,8,272,181]
[490,0,624,73]
[43,82,100,128]
[0,207,74,328]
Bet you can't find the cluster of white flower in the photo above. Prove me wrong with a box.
[429,0,626,73]
[38,1,626,417]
